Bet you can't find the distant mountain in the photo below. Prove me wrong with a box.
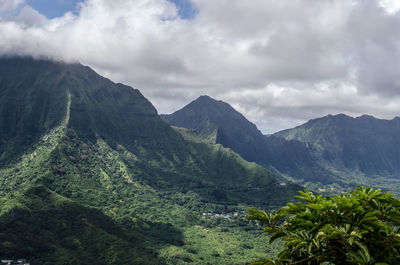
[161,95,267,156]
[275,114,400,192]
[162,96,335,184]
[0,57,299,264]
[163,96,400,195]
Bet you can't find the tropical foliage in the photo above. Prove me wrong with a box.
[247,186,400,264]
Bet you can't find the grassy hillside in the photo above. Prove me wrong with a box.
[0,57,297,264]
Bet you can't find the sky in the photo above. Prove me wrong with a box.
[1,0,400,133]
[26,0,83,18]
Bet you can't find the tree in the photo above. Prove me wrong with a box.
[247,186,400,264]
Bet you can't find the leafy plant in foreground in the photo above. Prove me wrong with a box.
[247,186,400,264]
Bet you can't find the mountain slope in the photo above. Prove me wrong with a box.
[0,57,298,264]
[275,114,400,192]
[162,96,335,184]
[0,185,164,265]
[0,57,177,165]
[161,95,261,145]
[163,96,400,195]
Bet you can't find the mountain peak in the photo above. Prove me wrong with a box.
[0,56,168,163]
[195,94,224,103]
[190,95,231,109]
[356,114,376,121]
[162,96,335,185]
[325,113,351,120]
[197,95,213,100]
[162,95,263,143]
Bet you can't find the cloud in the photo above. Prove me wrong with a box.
[8,5,48,27]
[379,0,400,14]
[1,0,400,133]
[224,81,400,133]
[0,0,24,13]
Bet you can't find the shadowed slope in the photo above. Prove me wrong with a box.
[275,114,400,191]
[162,96,335,184]
[0,185,168,265]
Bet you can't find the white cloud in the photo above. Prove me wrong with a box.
[380,0,400,14]
[8,5,48,27]
[224,81,400,133]
[1,0,400,133]
[0,0,24,13]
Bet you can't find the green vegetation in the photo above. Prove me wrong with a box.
[163,97,400,197]
[276,114,400,196]
[0,185,163,265]
[0,131,287,264]
[248,186,400,264]
[162,95,337,187]
[0,57,298,264]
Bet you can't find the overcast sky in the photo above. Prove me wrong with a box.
[1,0,400,133]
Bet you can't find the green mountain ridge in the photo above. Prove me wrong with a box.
[275,113,400,194]
[161,95,336,185]
[163,96,400,195]
[0,57,298,264]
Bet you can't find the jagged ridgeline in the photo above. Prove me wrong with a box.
[163,95,400,195]
[0,57,299,264]
[161,96,335,184]
[275,114,400,194]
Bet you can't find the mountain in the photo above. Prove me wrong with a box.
[0,57,299,264]
[275,114,400,193]
[161,95,262,145]
[163,96,400,195]
[162,95,335,184]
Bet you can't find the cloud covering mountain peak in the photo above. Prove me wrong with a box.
[1,0,400,133]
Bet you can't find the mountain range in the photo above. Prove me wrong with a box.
[161,96,335,184]
[277,113,400,193]
[162,96,400,195]
[3,56,399,264]
[0,57,299,264]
